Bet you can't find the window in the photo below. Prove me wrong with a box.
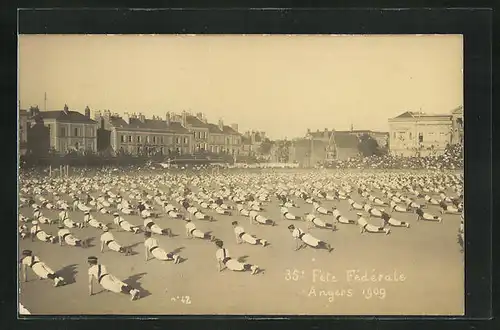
[74,128,79,137]
[128,135,132,143]
[146,136,150,143]
[160,136,163,144]
[137,136,141,143]
[121,135,125,143]
[60,127,66,137]
[409,132,412,139]
[176,137,180,144]
[183,137,188,144]
[418,133,424,143]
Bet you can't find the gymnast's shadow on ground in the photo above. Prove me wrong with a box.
[171,247,188,263]
[57,263,78,285]
[123,272,151,299]
[84,237,97,248]
[237,255,249,263]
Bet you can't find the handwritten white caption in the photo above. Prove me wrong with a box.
[285,268,406,302]
[170,295,192,304]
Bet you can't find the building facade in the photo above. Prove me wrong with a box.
[99,111,192,156]
[388,110,457,157]
[19,109,28,156]
[32,105,98,154]
[450,106,464,145]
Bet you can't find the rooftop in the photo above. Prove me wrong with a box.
[108,116,190,133]
[36,110,96,124]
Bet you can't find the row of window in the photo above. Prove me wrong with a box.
[57,126,95,138]
[393,131,447,143]
[120,135,189,145]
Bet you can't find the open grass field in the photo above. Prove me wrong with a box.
[18,168,464,315]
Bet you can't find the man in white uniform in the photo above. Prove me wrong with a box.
[57,225,87,247]
[100,228,131,255]
[144,231,180,263]
[113,213,140,234]
[304,213,336,231]
[30,221,57,243]
[20,250,65,287]
[248,210,275,226]
[232,221,268,246]
[357,213,390,234]
[287,224,333,252]
[87,256,140,301]
[185,219,216,241]
[143,217,172,236]
[214,240,259,275]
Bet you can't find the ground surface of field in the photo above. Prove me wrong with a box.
[18,169,464,315]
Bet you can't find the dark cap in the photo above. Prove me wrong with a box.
[87,256,98,262]
[22,249,32,256]
[231,221,238,225]
[288,225,295,230]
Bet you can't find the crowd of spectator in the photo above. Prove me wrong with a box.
[323,143,463,170]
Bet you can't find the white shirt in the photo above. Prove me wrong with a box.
[357,217,368,226]
[305,214,316,222]
[30,225,41,235]
[100,232,114,243]
[143,218,154,227]
[144,237,159,250]
[234,226,245,236]
[58,228,70,237]
[292,228,305,239]
[215,248,230,261]
[249,210,259,219]
[22,255,40,267]
[113,216,125,225]
[88,264,108,280]
[185,222,196,232]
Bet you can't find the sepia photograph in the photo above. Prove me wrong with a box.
[18,34,464,316]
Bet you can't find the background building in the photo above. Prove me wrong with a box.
[388,108,460,157]
[19,109,28,156]
[98,110,191,156]
[26,105,98,154]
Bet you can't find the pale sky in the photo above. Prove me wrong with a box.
[18,34,463,140]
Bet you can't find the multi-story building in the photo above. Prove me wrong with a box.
[185,112,210,153]
[33,105,98,154]
[239,131,267,157]
[98,110,192,156]
[388,109,458,157]
[19,109,28,156]
[450,105,464,145]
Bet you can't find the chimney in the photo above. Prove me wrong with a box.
[93,110,101,121]
[85,106,91,118]
[231,124,239,132]
[63,104,69,114]
[181,111,187,127]
[323,128,328,139]
[138,113,145,123]
[124,112,131,125]
[166,112,171,125]
[196,112,203,121]
[218,119,224,131]
[307,128,311,135]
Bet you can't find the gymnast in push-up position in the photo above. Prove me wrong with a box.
[87,256,140,301]
[232,221,268,246]
[248,210,275,226]
[287,224,333,252]
[304,212,336,231]
[144,231,180,263]
[356,213,390,235]
[331,206,356,225]
[379,209,410,228]
[415,207,442,222]
[215,239,260,275]
[20,250,65,287]
[185,219,216,241]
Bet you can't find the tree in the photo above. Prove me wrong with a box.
[258,138,273,155]
[357,133,381,157]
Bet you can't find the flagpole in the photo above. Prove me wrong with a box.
[44,92,47,112]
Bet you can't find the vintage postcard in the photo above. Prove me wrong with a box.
[18,34,464,315]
